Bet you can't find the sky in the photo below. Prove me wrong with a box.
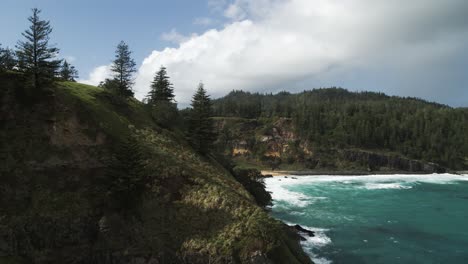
[1,0,467,107]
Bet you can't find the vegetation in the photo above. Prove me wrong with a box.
[59,60,78,81]
[232,168,272,207]
[16,8,61,89]
[107,135,149,212]
[0,12,311,263]
[99,41,137,97]
[0,45,16,71]
[145,66,179,127]
[0,72,311,263]
[213,89,468,170]
[4,5,468,264]
[188,83,216,155]
[146,66,175,104]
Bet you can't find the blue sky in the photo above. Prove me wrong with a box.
[0,0,220,79]
[1,0,468,107]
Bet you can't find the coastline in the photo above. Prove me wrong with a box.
[261,170,467,177]
[263,172,468,263]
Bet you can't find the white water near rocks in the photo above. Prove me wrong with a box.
[265,174,468,264]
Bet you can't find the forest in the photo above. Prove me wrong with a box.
[212,89,468,169]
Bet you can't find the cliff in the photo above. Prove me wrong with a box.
[0,72,312,264]
[214,117,446,173]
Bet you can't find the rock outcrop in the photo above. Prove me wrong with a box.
[341,149,445,173]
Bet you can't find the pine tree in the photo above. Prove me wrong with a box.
[107,136,147,210]
[0,45,17,71]
[99,78,120,92]
[145,66,179,127]
[59,60,78,81]
[146,66,175,105]
[110,41,136,97]
[16,8,61,89]
[188,83,216,154]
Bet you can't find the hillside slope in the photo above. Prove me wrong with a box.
[213,89,468,172]
[0,73,312,264]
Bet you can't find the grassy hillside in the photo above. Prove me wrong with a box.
[0,72,312,264]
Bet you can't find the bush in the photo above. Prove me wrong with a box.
[148,101,181,129]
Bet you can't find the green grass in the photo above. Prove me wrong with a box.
[57,81,155,140]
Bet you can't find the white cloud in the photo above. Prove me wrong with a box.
[132,0,468,106]
[161,29,198,45]
[79,65,112,86]
[223,0,285,21]
[224,4,246,20]
[161,29,189,44]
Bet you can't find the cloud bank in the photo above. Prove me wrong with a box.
[83,0,468,106]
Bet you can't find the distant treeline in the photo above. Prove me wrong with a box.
[212,88,468,169]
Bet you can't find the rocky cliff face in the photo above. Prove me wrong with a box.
[0,75,312,264]
[215,117,445,173]
[340,149,445,173]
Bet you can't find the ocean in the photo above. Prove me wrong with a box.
[264,174,468,264]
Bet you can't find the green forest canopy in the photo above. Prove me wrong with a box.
[212,88,468,169]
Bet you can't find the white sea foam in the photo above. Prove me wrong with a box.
[291,211,306,216]
[265,177,314,207]
[301,227,332,248]
[299,225,333,264]
[265,173,468,192]
[310,256,332,264]
[363,182,413,190]
[280,220,333,263]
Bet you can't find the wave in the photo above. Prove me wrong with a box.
[264,173,468,263]
[308,255,332,264]
[282,221,333,264]
[362,182,413,190]
[298,227,333,264]
[300,226,332,248]
[263,173,465,205]
[265,177,314,207]
[265,173,468,191]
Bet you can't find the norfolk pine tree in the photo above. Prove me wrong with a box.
[59,60,79,81]
[16,8,61,89]
[0,45,17,71]
[188,83,216,154]
[146,66,179,127]
[146,66,175,104]
[111,41,136,97]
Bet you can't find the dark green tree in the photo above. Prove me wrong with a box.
[146,66,175,105]
[107,136,148,211]
[59,60,78,81]
[0,45,17,71]
[145,66,179,127]
[16,8,61,89]
[188,83,216,154]
[99,78,120,92]
[110,41,136,97]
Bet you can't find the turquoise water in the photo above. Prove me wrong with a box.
[264,174,468,264]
